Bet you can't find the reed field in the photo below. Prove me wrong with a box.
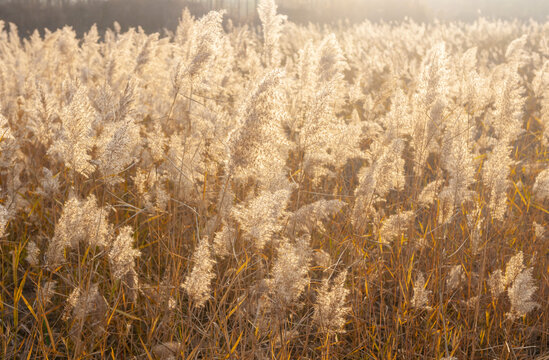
[0,0,548,358]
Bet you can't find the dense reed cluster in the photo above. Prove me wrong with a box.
[1,1,548,358]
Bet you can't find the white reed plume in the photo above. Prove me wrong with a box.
[490,66,525,144]
[231,186,292,251]
[48,85,96,177]
[186,10,225,83]
[410,42,449,175]
[506,268,539,320]
[488,251,539,319]
[96,119,140,184]
[0,204,8,239]
[109,226,141,281]
[411,272,432,310]
[313,270,350,334]
[533,168,549,202]
[26,240,40,266]
[378,210,414,245]
[257,0,286,67]
[46,194,112,266]
[181,237,216,308]
[227,69,288,188]
[265,235,312,307]
[288,199,346,235]
[482,143,513,221]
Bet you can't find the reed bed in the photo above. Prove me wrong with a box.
[0,1,548,358]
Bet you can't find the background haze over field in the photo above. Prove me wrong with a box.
[0,0,548,35]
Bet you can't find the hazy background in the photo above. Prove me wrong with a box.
[0,0,548,35]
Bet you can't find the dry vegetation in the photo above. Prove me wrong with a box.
[1,1,549,359]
